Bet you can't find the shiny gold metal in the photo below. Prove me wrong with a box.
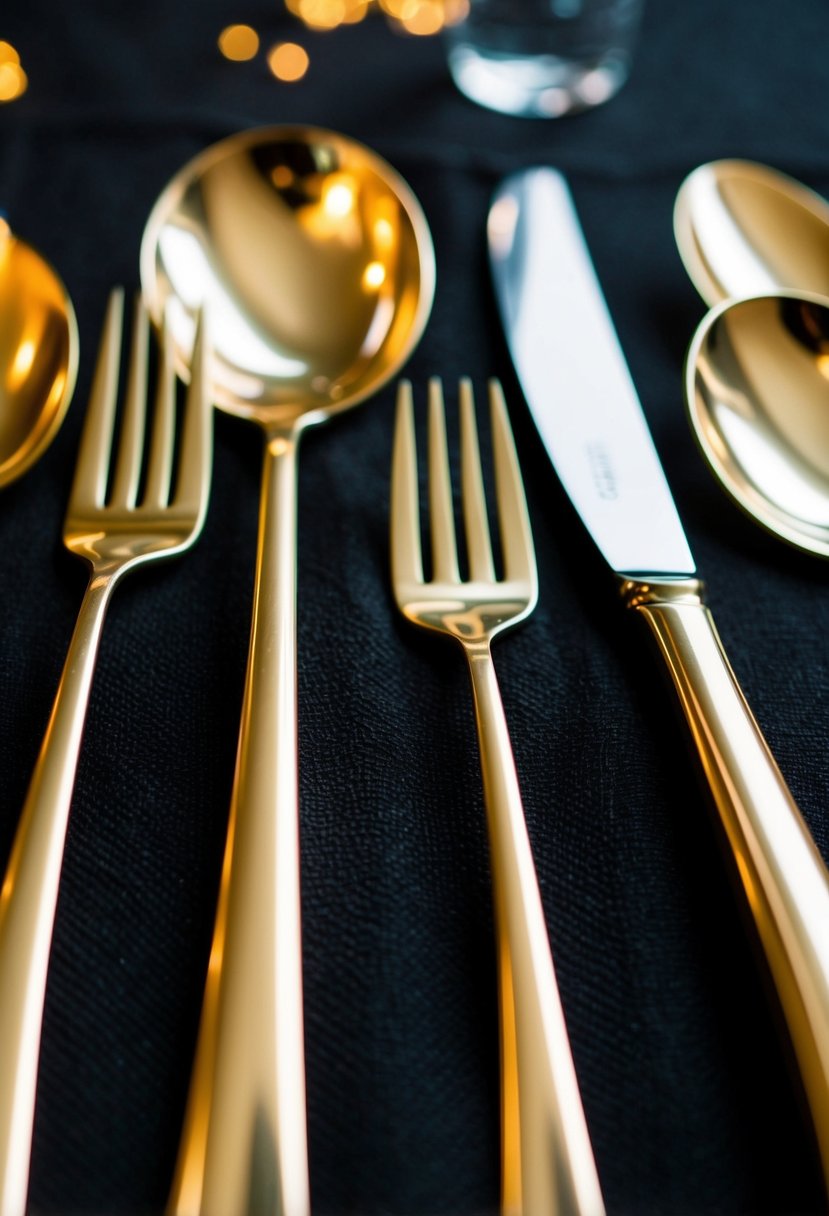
[618,573,829,1195]
[0,223,78,487]
[674,159,829,306]
[140,126,435,1216]
[391,378,605,1216]
[687,291,829,558]
[674,172,829,1185]
[0,290,212,1216]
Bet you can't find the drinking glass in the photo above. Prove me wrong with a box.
[445,0,644,118]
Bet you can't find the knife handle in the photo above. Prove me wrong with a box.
[622,577,829,1186]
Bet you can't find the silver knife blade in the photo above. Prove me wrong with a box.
[488,167,695,578]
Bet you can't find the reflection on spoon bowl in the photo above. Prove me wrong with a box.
[0,222,78,487]
[140,124,435,1216]
[674,159,829,306]
[686,290,829,557]
[141,126,433,424]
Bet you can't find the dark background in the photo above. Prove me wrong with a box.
[1,1,829,1212]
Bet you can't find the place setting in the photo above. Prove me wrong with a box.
[1,2,829,1214]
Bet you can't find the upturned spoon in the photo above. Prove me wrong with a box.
[678,162,829,558]
[140,126,435,1216]
[674,158,829,306]
[0,219,78,485]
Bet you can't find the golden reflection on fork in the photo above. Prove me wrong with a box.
[390,377,604,1216]
[0,290,212,1216]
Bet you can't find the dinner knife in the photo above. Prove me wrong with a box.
[488,166,829,1190]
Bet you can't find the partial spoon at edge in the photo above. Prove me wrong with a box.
[677,159,829,557]
[686,291,829,559]
[0,219,78,486]
[140,125,435,1216]
[674,158,829,306]
[677,160,829,552]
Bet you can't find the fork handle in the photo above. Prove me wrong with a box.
[0,572,115,1216]
[168,429,309,1216]
[625,580,829,1192]
[467,648,605,1216]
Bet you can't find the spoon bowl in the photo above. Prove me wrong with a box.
[686,290,829,557]
[140,125,434,1216]
[141,125,434,426]
[0,221,78,487]
[674,159,829,307]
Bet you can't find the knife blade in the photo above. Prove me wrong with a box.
[488,166,829,1193]
[489,168,695,579]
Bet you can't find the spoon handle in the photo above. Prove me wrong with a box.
[0,572,114,1216]
[627,582,829,1190]
[168,430,310,1216]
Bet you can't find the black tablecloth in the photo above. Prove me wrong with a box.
[2,2,829,1212]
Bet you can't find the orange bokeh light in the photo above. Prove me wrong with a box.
[0,61,27,102]
[281,0,462,32]
[268,42,311,82]
[218,24,260,61]
[400,1,446,34]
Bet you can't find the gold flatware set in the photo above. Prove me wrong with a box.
[1,129,828,1216]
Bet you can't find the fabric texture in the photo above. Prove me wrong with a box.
[1,2,828,1212]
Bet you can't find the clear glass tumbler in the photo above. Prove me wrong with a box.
[444,0,645,118]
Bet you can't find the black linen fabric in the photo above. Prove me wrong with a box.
[1,1,829,1212]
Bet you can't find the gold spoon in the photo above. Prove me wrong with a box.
[140,125,435,1216]
[676,161,829,550]
[677,161,829,554]
[0,219,78,485]
[686,290,829,557]
[677,163,829,554]
[674,158,829,306]
[686,290,829,1192]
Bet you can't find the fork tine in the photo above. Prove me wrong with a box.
[391,380,424,588]
[459,378,496,583]
[489,379,536,584]
[428,378,460,584]
[109,296,149,507]
[69,290,124,513]
[142,307,176,508]
[172,309,212,525]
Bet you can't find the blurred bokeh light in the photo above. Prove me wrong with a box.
[268,41,310,80]
[218,24,261,60]
[0,42,27,103]
[279,0,468,37]
[218,0,469,85]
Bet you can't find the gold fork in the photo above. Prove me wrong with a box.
[391,377,604,1216]
[0,290,212,1216]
